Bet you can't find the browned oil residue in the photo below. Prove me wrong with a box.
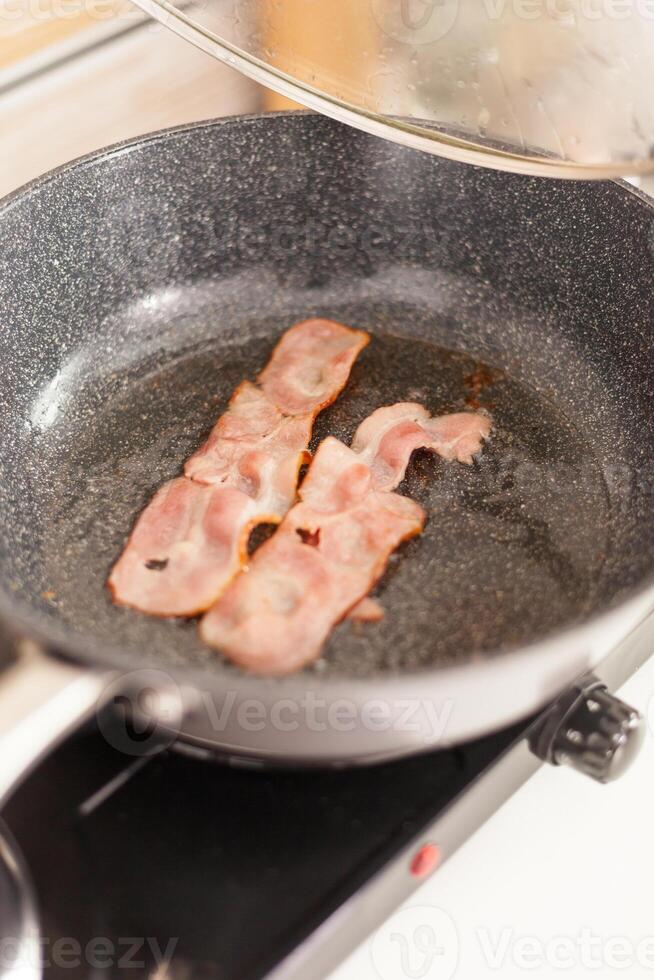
[464,363,500,410]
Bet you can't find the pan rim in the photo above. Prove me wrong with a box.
[3,109,652,216]
[2,112,654,696]
[0,580,653,701]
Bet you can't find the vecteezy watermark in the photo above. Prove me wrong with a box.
[0,0,136,24]
[476,927,654,971]
[96,669,456,756]
[371,0,654,46]
[96,669,184,757]
[84,209,442,280]
[195,689,454,742]
[0,935,179,972]
[371,0,461,45]
[371,910,654,978]
[371,906,459,980]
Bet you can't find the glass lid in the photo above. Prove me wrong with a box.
[131,0,654,178]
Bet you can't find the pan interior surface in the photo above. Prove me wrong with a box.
[1,114,653,680]
[18,301,610,676]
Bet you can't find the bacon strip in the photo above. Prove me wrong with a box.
[352,403,492,490]
[184,315,372,485]
[257,317,372,417]
[184,382,314,505]
[200,405,490,674]
[346,597,385,623]
[107,478,258,618]
[109,320,369,616]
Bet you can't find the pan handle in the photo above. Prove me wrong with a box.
[0,640,111,808]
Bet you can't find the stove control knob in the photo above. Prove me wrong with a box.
[533,678,644,783]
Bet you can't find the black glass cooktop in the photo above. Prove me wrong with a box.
[3,718,528,980]
[4,607,654,979]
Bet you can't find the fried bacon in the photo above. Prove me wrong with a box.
[352,403,492,490]
[346,597,385,623]
[200,437,424,673]
[200,404,490,674]
[108,320,369,616]
[257,317,371,416]
[107,478,257,618]
[184,382,314,506]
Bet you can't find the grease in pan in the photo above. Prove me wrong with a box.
[108,319,369,616]
[200,403,490,674]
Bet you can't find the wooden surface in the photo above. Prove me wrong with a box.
[0,20,262,196]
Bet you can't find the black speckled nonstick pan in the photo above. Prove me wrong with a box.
[1,112,654,787]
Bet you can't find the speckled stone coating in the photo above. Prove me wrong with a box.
[0,112,653,683]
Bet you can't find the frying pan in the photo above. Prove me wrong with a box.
[1,112,654,799]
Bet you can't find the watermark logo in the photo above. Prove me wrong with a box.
[477,926,654,970]
[371,906,459,980]
[371,0,654,48]
[96,669,183,757]
[0,935,179,972]
[371,913,654,976]
[371,0,460,45]
[96,672,456,758]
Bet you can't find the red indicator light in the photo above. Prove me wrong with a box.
[410,842,441,878]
